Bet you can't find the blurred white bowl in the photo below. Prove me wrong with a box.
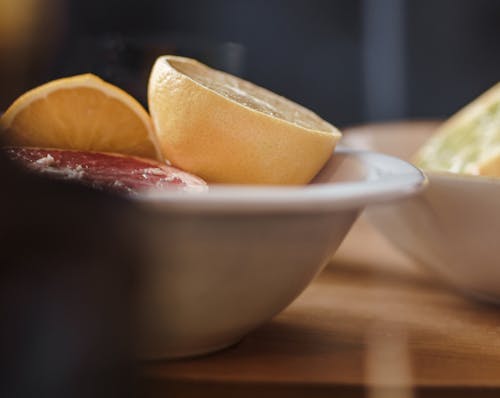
[343,121,500,304]
[133,148,425,359]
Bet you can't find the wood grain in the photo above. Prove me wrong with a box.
[141,218,500,397]
[141,122,500,397]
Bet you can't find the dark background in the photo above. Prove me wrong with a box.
[4,0,498,126]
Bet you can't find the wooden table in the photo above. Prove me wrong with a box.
[141,215,500,397]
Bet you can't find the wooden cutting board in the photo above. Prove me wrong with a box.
[141,122,500,397]
[140,215,500,398]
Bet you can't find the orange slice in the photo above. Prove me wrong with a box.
[1,74,161,160]
[148,55,341,185]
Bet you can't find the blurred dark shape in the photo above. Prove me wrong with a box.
[4,0,499,124]
[0,147,140,398]
[54,33,245,107]
[0,0,67,109]
[362,0,407,120]
[44,0,499,125]
[406,0,500,119]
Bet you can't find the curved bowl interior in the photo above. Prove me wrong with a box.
[343,121,500,302]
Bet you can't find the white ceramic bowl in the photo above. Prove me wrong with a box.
[343,121,500,304]
[134,148,425,359]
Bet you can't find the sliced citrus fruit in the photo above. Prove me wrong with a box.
[1,74,161,160]
[148,55,341,185]
[5,147,206,194]
[415,82,500,176]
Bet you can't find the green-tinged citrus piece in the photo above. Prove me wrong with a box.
[415,82,500,176]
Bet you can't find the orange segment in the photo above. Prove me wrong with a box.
[148,55,341,185]
[1,74,161,160]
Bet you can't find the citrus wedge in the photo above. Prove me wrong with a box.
[1,74,161,160]
[415,82,500,176]
[148,55,341,185]
[5,147,206,194]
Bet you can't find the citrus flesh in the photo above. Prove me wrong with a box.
[1,74,161,160]
[5,147,206,194]
[415,82,500,176]
[148,55,341,185]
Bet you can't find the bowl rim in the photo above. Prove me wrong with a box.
[426,169,500,185]
[135,148,427,214]
[343,120,500,187]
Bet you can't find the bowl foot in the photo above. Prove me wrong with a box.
[139,336,243,360]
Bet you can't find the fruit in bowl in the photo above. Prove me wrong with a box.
[5,147,206,194]
[343,82,500,303]
[415,82,500,177]
[148,55,342,185]
[0,57,425,358]
[1,74,162,160]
